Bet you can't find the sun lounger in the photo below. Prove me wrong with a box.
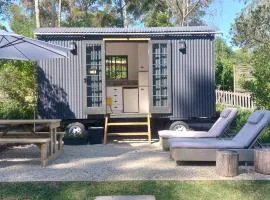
[158,108,238,150]
[169,110,270,162]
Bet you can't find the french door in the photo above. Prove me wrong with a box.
[149,40,172,114]
[84,41,106,114]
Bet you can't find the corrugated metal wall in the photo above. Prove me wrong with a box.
[38,40,87,119]
[170,36,215,119]
[37,35,215,120]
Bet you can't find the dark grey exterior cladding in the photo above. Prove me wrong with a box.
[35,26,216,120]
[38,39,87,119]
[170,35,215,119]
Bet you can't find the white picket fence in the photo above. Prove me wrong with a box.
[216,90,255,109]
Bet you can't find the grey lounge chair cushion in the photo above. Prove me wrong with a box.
[158,107,238,139]
[233,110,270,148]
[158,130,208,138]
[208,108,238,136]
[247,112,264,124]
[169,138,244,149]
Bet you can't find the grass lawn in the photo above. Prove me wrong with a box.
[0,181,270,200]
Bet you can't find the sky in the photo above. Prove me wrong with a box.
[204,0,247,47]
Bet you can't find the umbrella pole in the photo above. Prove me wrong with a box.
[33,63,37,133]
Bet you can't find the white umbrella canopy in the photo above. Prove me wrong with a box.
[0,30,71,60]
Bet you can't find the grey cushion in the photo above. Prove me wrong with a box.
[220,108,232,118]
[233,110,270,148]
[247,112,264,124]
[169,138,244,149]
[208,107,238,136]
[158,130,208,138]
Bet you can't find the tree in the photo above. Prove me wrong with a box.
[166,0,212,26]
[126,0,213,27]
[214,37,234,91]
[232,1,270,109]
[242,45,270,109]
[9,4,35,37]
[231,2,270,48]
[34,0,40,28]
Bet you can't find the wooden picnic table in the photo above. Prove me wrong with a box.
[0,119,64,167]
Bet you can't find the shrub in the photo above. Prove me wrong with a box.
[0,101,34,119]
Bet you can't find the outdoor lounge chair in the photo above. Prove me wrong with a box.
[168,110,270,163]
[158,108,238,150]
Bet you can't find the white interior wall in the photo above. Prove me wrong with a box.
[105,42,138,80]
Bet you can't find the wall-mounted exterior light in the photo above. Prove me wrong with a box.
[179,41,186,51]
[69,41,77,55]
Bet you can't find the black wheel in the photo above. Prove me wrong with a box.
[169,121,189,132]
[66,122,86,137]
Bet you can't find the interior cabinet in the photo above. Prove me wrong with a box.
[106,87,123,113]
[139,87,149,113]
[138,43,149,71]
[138,71,149,86]
[123,88,139,113]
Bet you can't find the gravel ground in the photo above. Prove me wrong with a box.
[0,142,270,182]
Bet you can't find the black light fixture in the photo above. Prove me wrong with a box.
[69,41,77,55]
[179,41,186,51]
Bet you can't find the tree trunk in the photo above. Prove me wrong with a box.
[68,0,74,18]
[123,0,128,28]
[51,0,57,27]
[255,149,270,175]
[119,0,124,27]
[58,0,62,27]
[216,150,239,177]
[34,0,40,28]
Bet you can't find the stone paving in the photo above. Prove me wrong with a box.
[0,142,270,182]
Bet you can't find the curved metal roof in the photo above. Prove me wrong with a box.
[35,26,218,36]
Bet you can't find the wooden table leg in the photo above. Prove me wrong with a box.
[53,128,57,153]
[40,142,48,167]
[50,128,53,155]
[58,134,64,151]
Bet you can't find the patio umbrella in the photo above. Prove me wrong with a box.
[0,30,70,60]
[0,30,71,131]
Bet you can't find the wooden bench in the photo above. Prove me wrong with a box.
[0,120,65,167]
[0,132,65,153]
[0,138,51,167]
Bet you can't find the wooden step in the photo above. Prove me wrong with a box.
[107,122,148,126]
[107,132,149,136]
[103,113,152,144]
[109,113,150,118]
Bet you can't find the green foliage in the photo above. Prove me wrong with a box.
[9,4,35,38]
[144,11,172,27]
[61,12,95,27]
[232,2,270,109]
[230,109,252,133]
[0,101,33,119]
[232,2,270,48]
[126,0,172,27]
[0,60,36,119]
[214,38,234,91]
[242,45,270,109]
[234,48,252,66]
